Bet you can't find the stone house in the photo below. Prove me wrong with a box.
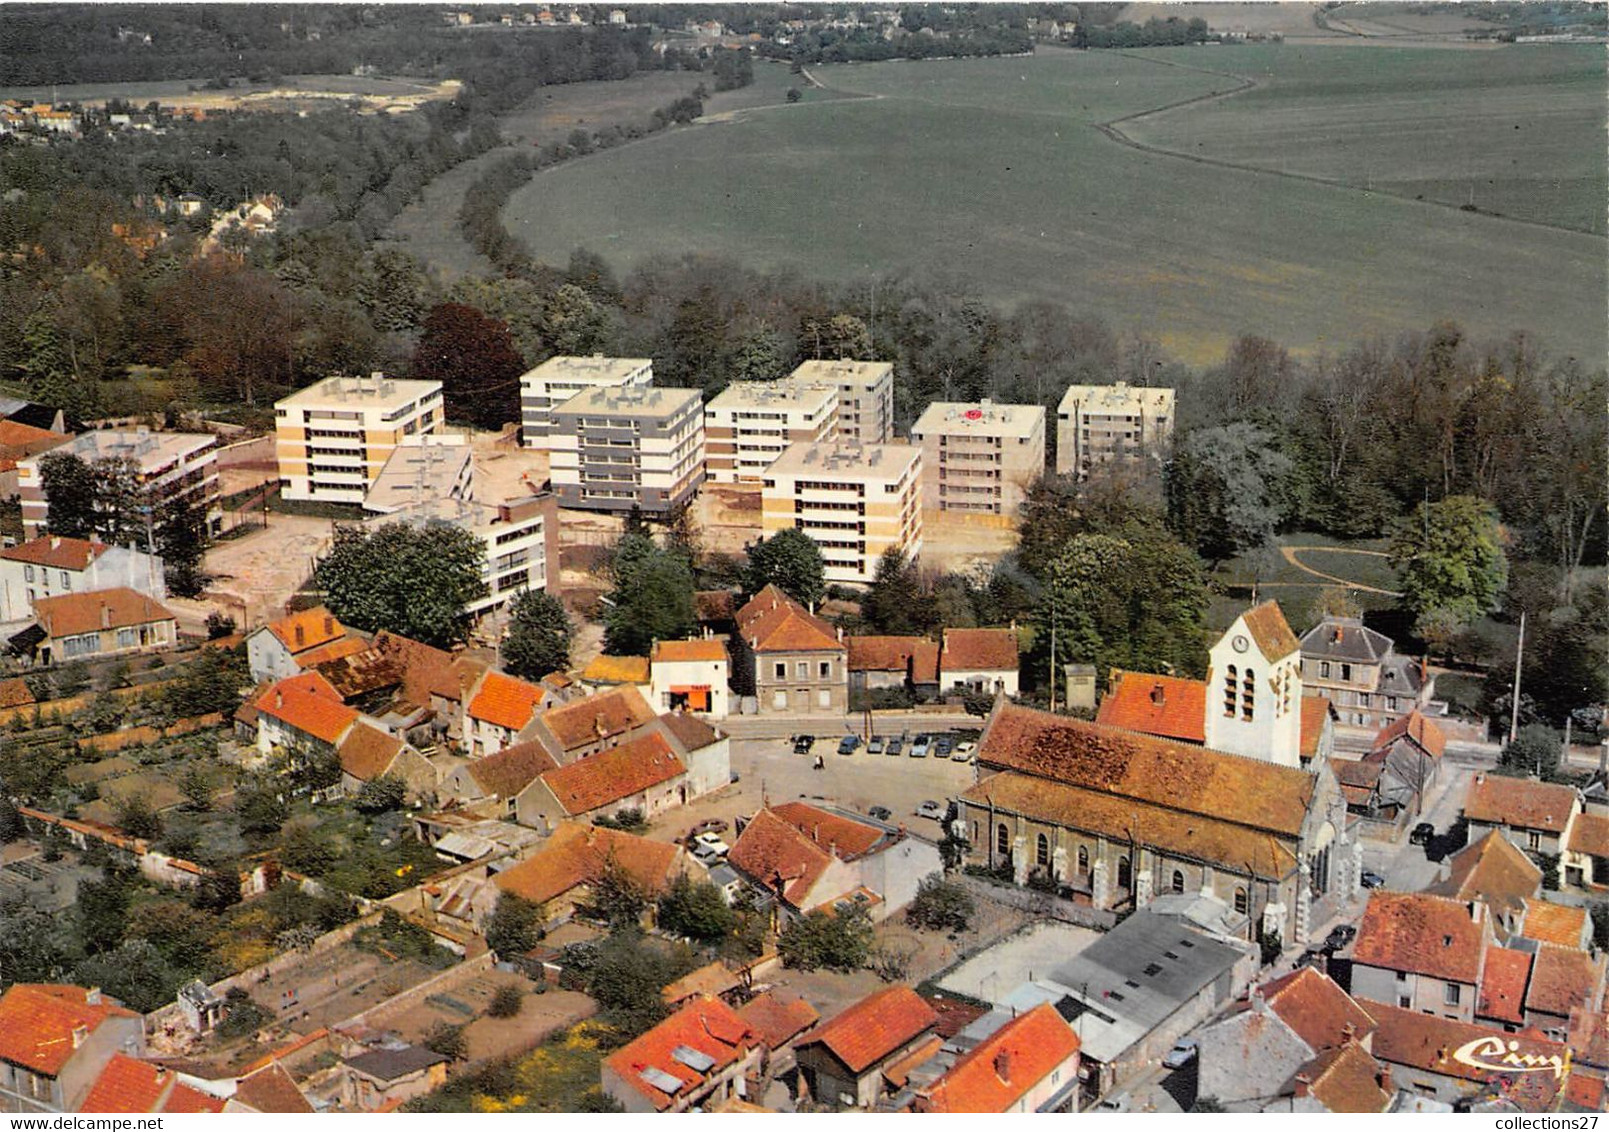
[795,987,939,1110]
[729,585,847,714]
[1350,891,1494,1023]
[0,984,144,1113]
[20,588,179,667]
[937,626,1020,697]
[1299,616,1435,731]
[601,995,762,1113]
[1463,774,1581,858]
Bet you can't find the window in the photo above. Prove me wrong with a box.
[1399,996,1412,1009]
[22,565,33,582]
[59,571,70,588]
[1444,984,1461,1006]
[1171,869,1185,894]
[1242,669,1255,721]
[1223,664,1237,717]
[1077,845,1089,873]
[1320,661,1331,678]
[819,661,831,679]
[1527,831,1541,851]
[115,627,137,649]
[817,689,831,709]
[1036,834,1049,867]
[1117,856,1131,890]
[772,690,787,710]
[774,663,786,680]
[1340,663,1352,682]
[1234,887,1248,915]
[997,824,1010,858]
[796,661,808,680]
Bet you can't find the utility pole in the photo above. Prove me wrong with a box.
[1048,591,1058,714]
[1508,610,1526,745]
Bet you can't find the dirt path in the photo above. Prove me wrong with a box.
[1279,545,1403,596]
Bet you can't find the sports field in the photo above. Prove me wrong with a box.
[504,45,1606,364]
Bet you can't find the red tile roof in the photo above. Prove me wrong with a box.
[494,822,681,907]
[1351,891,1487,985]
[1241,601,1300,661]
[337,721,403,782]
[726,809,835,908]
[0,984,136,1076]
[1527,944,1607,1019]
[911,639,940,684]
[537,685,656,751]
[1372,710,1446,759]
[651,639,728,664]
[1564,1072,1606,1112]
[1301,696,1335,757]
[255,674,358,746]
[1568,1006,1609,1070]
[465,740,558,798]
[81,1054,224,1113]
[1096,671,1207,744]
[34,587,176,639]
[1464,774,1578,833]
[287,635,368,669]
[580,654,650,685]
[229,1061,314,1113]
[939,627,1019,673]
[264,606,345,656]
[538,731,686,816]
[915,1003,1079,1113]
[846,635,927,673]
[1330,756,1383,808]
[770,801,884,859]
[604,995,755,1110]
[978,703,1315,836]
[1428,831,1542,918]
[735,585,842,653]
[1253,967,1378,1052]
[1568,812,1609,858]
[1298,1042,1391,1114]
[1362,999,1569,1101]
[804,987,938,1075]
[0,419,70,458]
[1522,900,1590,949]
[372,631,462,707]
[1,535,107,570]
[1479,947,1533,1026]
[467,670,547,732]
[736,991,819,1050]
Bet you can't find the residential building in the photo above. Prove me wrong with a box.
[465,670,551,758]
[518,731,687,831]
[1564,811,1609,892]
[360,432,473,516]
[490,821,685,930]
[938,626,1019,697]
[795,987,939,1109]
[252,672,358,761]
[578,654,651,698]
[1525,946,1607,1037]
[438,741,558,820]
[341,1045,448,1111]
[1426,832,1543,938]
[336,721,437,802]
[601,995,762,1113]
[730,585,847,714]
[0,985,143,1113]
[380,494,560,617]
[648,638,730,718]
[549,385,705,513]
[0,420,71,499]
[517,684,659,764]
[909,399,1045,517]
[1360,1000,1571,1110]
[1204,601,1305,768]
[782,359,893,445]
[1520,900,1594,951]
[274,374,444,504]
[1350,891,1493,1022]
[0,536,165,623]
[1054,381,1174,479]
[909,1003,1082,1113]
[79,1054,225,1113]
[1299,617,1435,730]
[1361,711,1447,817]
[245,606,364,684]
[18,588,178,667]
[846,635,937,700]
[19,429,221,539]
[223,1062,314,1114]
[704,380,837,484]
[518,355,652,446]
[957,701,1358,946]
[1463,773,1581,857]
[760,440,922,585]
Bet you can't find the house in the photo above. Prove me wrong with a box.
[909,1002,1082,1113]
[1427,832,1543,937]
[336,721,437,802]
[795,987,939,1110]
[1290,1040,1394,1114]
[519,731,687,831]
[1476,945,1532,1031]
[1364,710,1447,817]
[578,654,650,698]
[1519,899,1592,951]
[245,606,362,684]
[957,700,1358,946]
[519,684,659,764]
[223,1061,314,1113]
[1360,999,1571,1110]
[0,535,164,623]
[465,670,551,757]
[600,995,761,1113]
[846,635,938,701]
[1196,966,1378,1110]
[1299,616,1435,731]
[1524,945,1607,1038]
[438,741,558,820]
[16,588,179,667]
[79,1054,225,1113]
[490,822,686,930]
[341,1044,447,1110]
[725,801,942,922]
[1332,757,1395,824]
[0,984,144,1113]
[737,990,819,1054]
[1563,811,1609,893]
[730,585,847,714]
[1096,671,1208,744]
[253,672,358,760]
[648,638,729,718]
[938,627,1019,697]
[1350,891,1493,1022]
[1463,773,1581,857]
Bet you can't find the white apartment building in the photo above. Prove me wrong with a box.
[910,399,1046,517]
[0,535,166,623]
[519,355,653,446]
[275,374,444,504]
[18,429,221,539]
[704,380,838,484]
[761,440,922,585]
[1055,382,1175,479]
[783,360,894,445]
[362,433,474,516]
[549,386,705,513]
[382,494,559,617]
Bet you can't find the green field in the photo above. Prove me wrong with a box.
[504,45,1606,364]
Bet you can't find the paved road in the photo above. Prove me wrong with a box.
[718,710,984,741]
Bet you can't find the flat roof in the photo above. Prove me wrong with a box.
[45,429,215,468]
[912,400,1045,439]
[364,438,472,514]
[707,381,837,413]
[277,374,441,409]
[552,385,702,418]
[766,439,920,478]
[785,359,893,389]
[521,355,652,384]
[1056,382,1175,414]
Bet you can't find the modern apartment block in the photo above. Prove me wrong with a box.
[783,360,894,445]
[519,355,653,446]
[761,440,922,585]
[19,429,222,539]
[549,386,705,513]
[383,495,560,616]
[704,380,838,484]
[274,374,444,504]
[910,399,1045,517]
[1054,382,1175,479]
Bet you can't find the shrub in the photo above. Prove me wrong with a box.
[487,984,524,1018]
[423,1022,468,1062]
[905,874,974,933]
[779,904,874,972]
[217,988,270,1039]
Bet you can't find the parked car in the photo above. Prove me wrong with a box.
[1325,924,1358,953]
[910,734,931,758]
[1294,948,1326,971]
[1360,869,1387,889]
[886,735,904,756]
[691,842,725,865]
[1094,1093,1131,1113]
[867,735,885,755]
[793,734,815,755]
[934,734,955,759]
[915,800,944,820]
[1162,1037,1199,1070]
[692,831,729,856]
[868,805,892,822]
[1410,822,1436,846]
[837,734,861,755]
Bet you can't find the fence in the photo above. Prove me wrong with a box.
[77,711,225,753]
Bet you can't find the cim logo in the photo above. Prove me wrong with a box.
[1450,1036,1571,1080]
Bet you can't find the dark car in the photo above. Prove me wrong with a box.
[886,735,904,756]
[1294,948,1326,971]
[1361,869,1387,889]
[868,805,892,822]
[837,735,861,755]
[934,734,955,758]
[793,734,815,755]
[1410,822,1436,846]
[1324,924,1357,953]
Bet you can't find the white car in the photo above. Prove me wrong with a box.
[692,832,729,856]
[1162,1037,1199,1070]
[915,800,945,821]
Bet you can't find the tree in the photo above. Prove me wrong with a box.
[37,452,101,539]
[0,795,21,843]
[411,302,526,430]
[905,874,974,932]
[501,590,572,681]
[1389,495,1509,635]
[154,495,211,598]
[861,547,928,635]
[424,1022,469,1062]
[355,249,429,332]
[786,87,802,103]
[655,874,736,943]
[603,535,696,656]
[484,893,543,959]
[779,904,874,972]
[1500,724,1562,780]
[278,822,337,876]
[164,646,249,719]
[354,774,406,814]
[743,527,826,606]
[192,867,243,914]
[541,282,610,356]
[1166,423,1296,562]
[586,855,647,931]
[234,777,288,836]
[114,794,164,840]
[77,866,133,954]
[315,522,486,648]
[204,611,237,639]
[581,932,695,1037]
[487,984,524,1018]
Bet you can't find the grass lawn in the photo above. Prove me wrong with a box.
[504,45,1605,364]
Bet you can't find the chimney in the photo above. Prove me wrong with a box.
[1376,1065,1392,1093]
[1250,986,1268,1014]
[155,1065,167,1083]
[993,1049,1012,1083]
[1470,902,1483,925]
[1293,1071,1311,1099]
[276,691,284,709]
[324,615,334,636]
[294,624,305,648]
[85,987,102,1006]
[50,536,60,550]
[1341,1022,1357,1047]
[100,602,110,629]
[72,1025,89,1049]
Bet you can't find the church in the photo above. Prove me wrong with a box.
[957,601,1358,948]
